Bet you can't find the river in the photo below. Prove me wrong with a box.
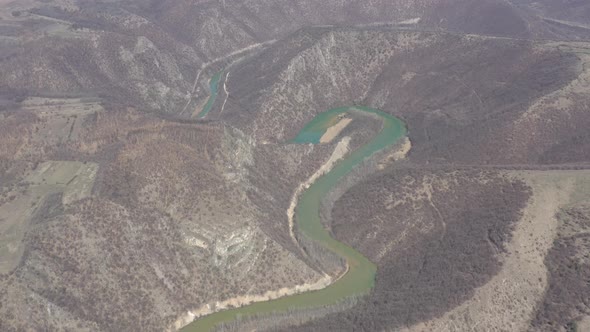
[197,71,223,118]
[181,104,406,331]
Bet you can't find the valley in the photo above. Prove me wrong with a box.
[182,107,406,331]
[1,0,590,331]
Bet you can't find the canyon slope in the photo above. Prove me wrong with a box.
[0,0,590,331]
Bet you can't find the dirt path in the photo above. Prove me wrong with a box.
[400,171,589,332]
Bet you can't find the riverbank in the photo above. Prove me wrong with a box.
[180,106,406,331]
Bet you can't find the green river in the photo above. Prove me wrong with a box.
[182,106,406,331]
[197,71,223,118]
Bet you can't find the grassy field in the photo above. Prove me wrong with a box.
[0,161,98,274]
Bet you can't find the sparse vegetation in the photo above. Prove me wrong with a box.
[281,169,531,331]
[530,204,590,331]
[1,0,590,331]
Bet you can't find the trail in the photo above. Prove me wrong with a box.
[424,182,447,241]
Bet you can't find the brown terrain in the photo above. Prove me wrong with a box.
[0,0,590,331]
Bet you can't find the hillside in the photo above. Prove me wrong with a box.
[1,0,590,331]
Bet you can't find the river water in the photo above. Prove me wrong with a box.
[182,106,406,331]
[197,71,223,118]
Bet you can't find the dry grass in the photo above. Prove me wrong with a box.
[401,170,590,332]
[0,161,98,274]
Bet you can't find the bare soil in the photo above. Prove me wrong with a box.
[320,118,352,143]
[402,171,588,331]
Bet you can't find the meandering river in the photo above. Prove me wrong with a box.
[184,76,406,331]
